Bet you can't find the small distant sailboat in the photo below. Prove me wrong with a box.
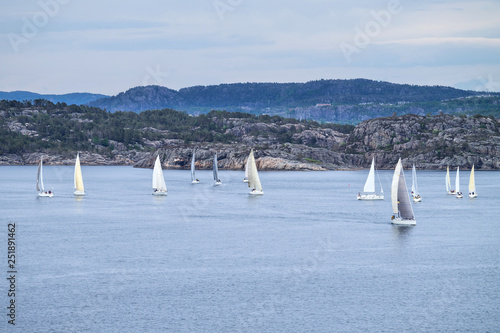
[213,153,221,186]
[469,164,478,198]
[191,150,199,184]
[37,157,53,197]
[73,153,85,196]
[357,157,384,200]
[247,149,263,195]
[391,158,416,225]
[152,155,168,196]
[446,165,455,195]
[456,166,463,198]
[243,155,249,183]
[411,164,421,202]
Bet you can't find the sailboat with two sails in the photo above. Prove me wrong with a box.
[37,157,53,197]
[456,166,463,198]
[445,165,455,195]
[246,149,263,195]
[213,153,221,186]
[469,164,478,198]
[152,155,168,196]
[357,157,384,200]
[411,164,421,202]
[391,158,416,225]
[191,150,200,184]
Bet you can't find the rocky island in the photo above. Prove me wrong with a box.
[0,100,499,170]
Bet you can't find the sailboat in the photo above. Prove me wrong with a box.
[73,153,85,196]
[191,150,199,184]
[391,158,416,225]
[213,153,221,186]
[469,164,477,198]
[411,164,421,202]
[37,157,53,197]
[357,157,384,200]
[445,165,455,195]
[243,155,249,183]
[247,149,263,195]
[456,166,463,198]
[152,155,168,195]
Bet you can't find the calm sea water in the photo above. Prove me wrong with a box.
[1,166,499,332]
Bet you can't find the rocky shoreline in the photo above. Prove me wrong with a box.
[0,144,336,171]
[1,114,499,170]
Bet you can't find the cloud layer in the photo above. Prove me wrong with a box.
[1,0,499,94]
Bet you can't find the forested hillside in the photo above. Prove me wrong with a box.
[0,99,351,156]
[1,99,499,170]
[3,79,499,124]
[88,79,500,123]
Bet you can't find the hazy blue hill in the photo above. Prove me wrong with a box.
[90,85,182,112]
[89,79,488,114]
[4,79,499,123]
[178,82,298,108]
[0,91,108,105]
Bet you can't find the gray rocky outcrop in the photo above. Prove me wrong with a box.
[345,114,500,169]
[1,114,499,170]
[132,144,333,171]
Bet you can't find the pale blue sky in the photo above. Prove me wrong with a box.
[1,0,499,95]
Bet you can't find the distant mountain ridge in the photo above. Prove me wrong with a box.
[3,79,500,124]
[89,79,486,113]
[0,91,109,105]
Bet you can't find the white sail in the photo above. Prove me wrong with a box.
[411,164,421,202]
[247,150,263,194]
[74,153,85,195]
[213,153,220,184]
[152,155,167,193]
[37,158,44,192]
[469,164,477,197]
[391,160,401,215]
[397,161,415,220]
[358,157,383,200]
[455,166,460,193]
[446,165,452,193]
[363,158,376,193]
[37,157,53,197]
[191,150,196,182]
[391,158,415,224]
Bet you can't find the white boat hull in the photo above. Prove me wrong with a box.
[74,190,85,196]
[243,178,248,183]
[214,181,221,186]
[447,191,456,195]
[469,193,477,198]
[38,192,53,198]
[357,194,384,200]
[456,192,463,198]
[191,180,200,184]
[249,189,263,195]
[153,190,168,196]
[413,196,422,202]
[391,217,416,226]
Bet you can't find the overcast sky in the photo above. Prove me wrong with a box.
[1,0,499,95]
